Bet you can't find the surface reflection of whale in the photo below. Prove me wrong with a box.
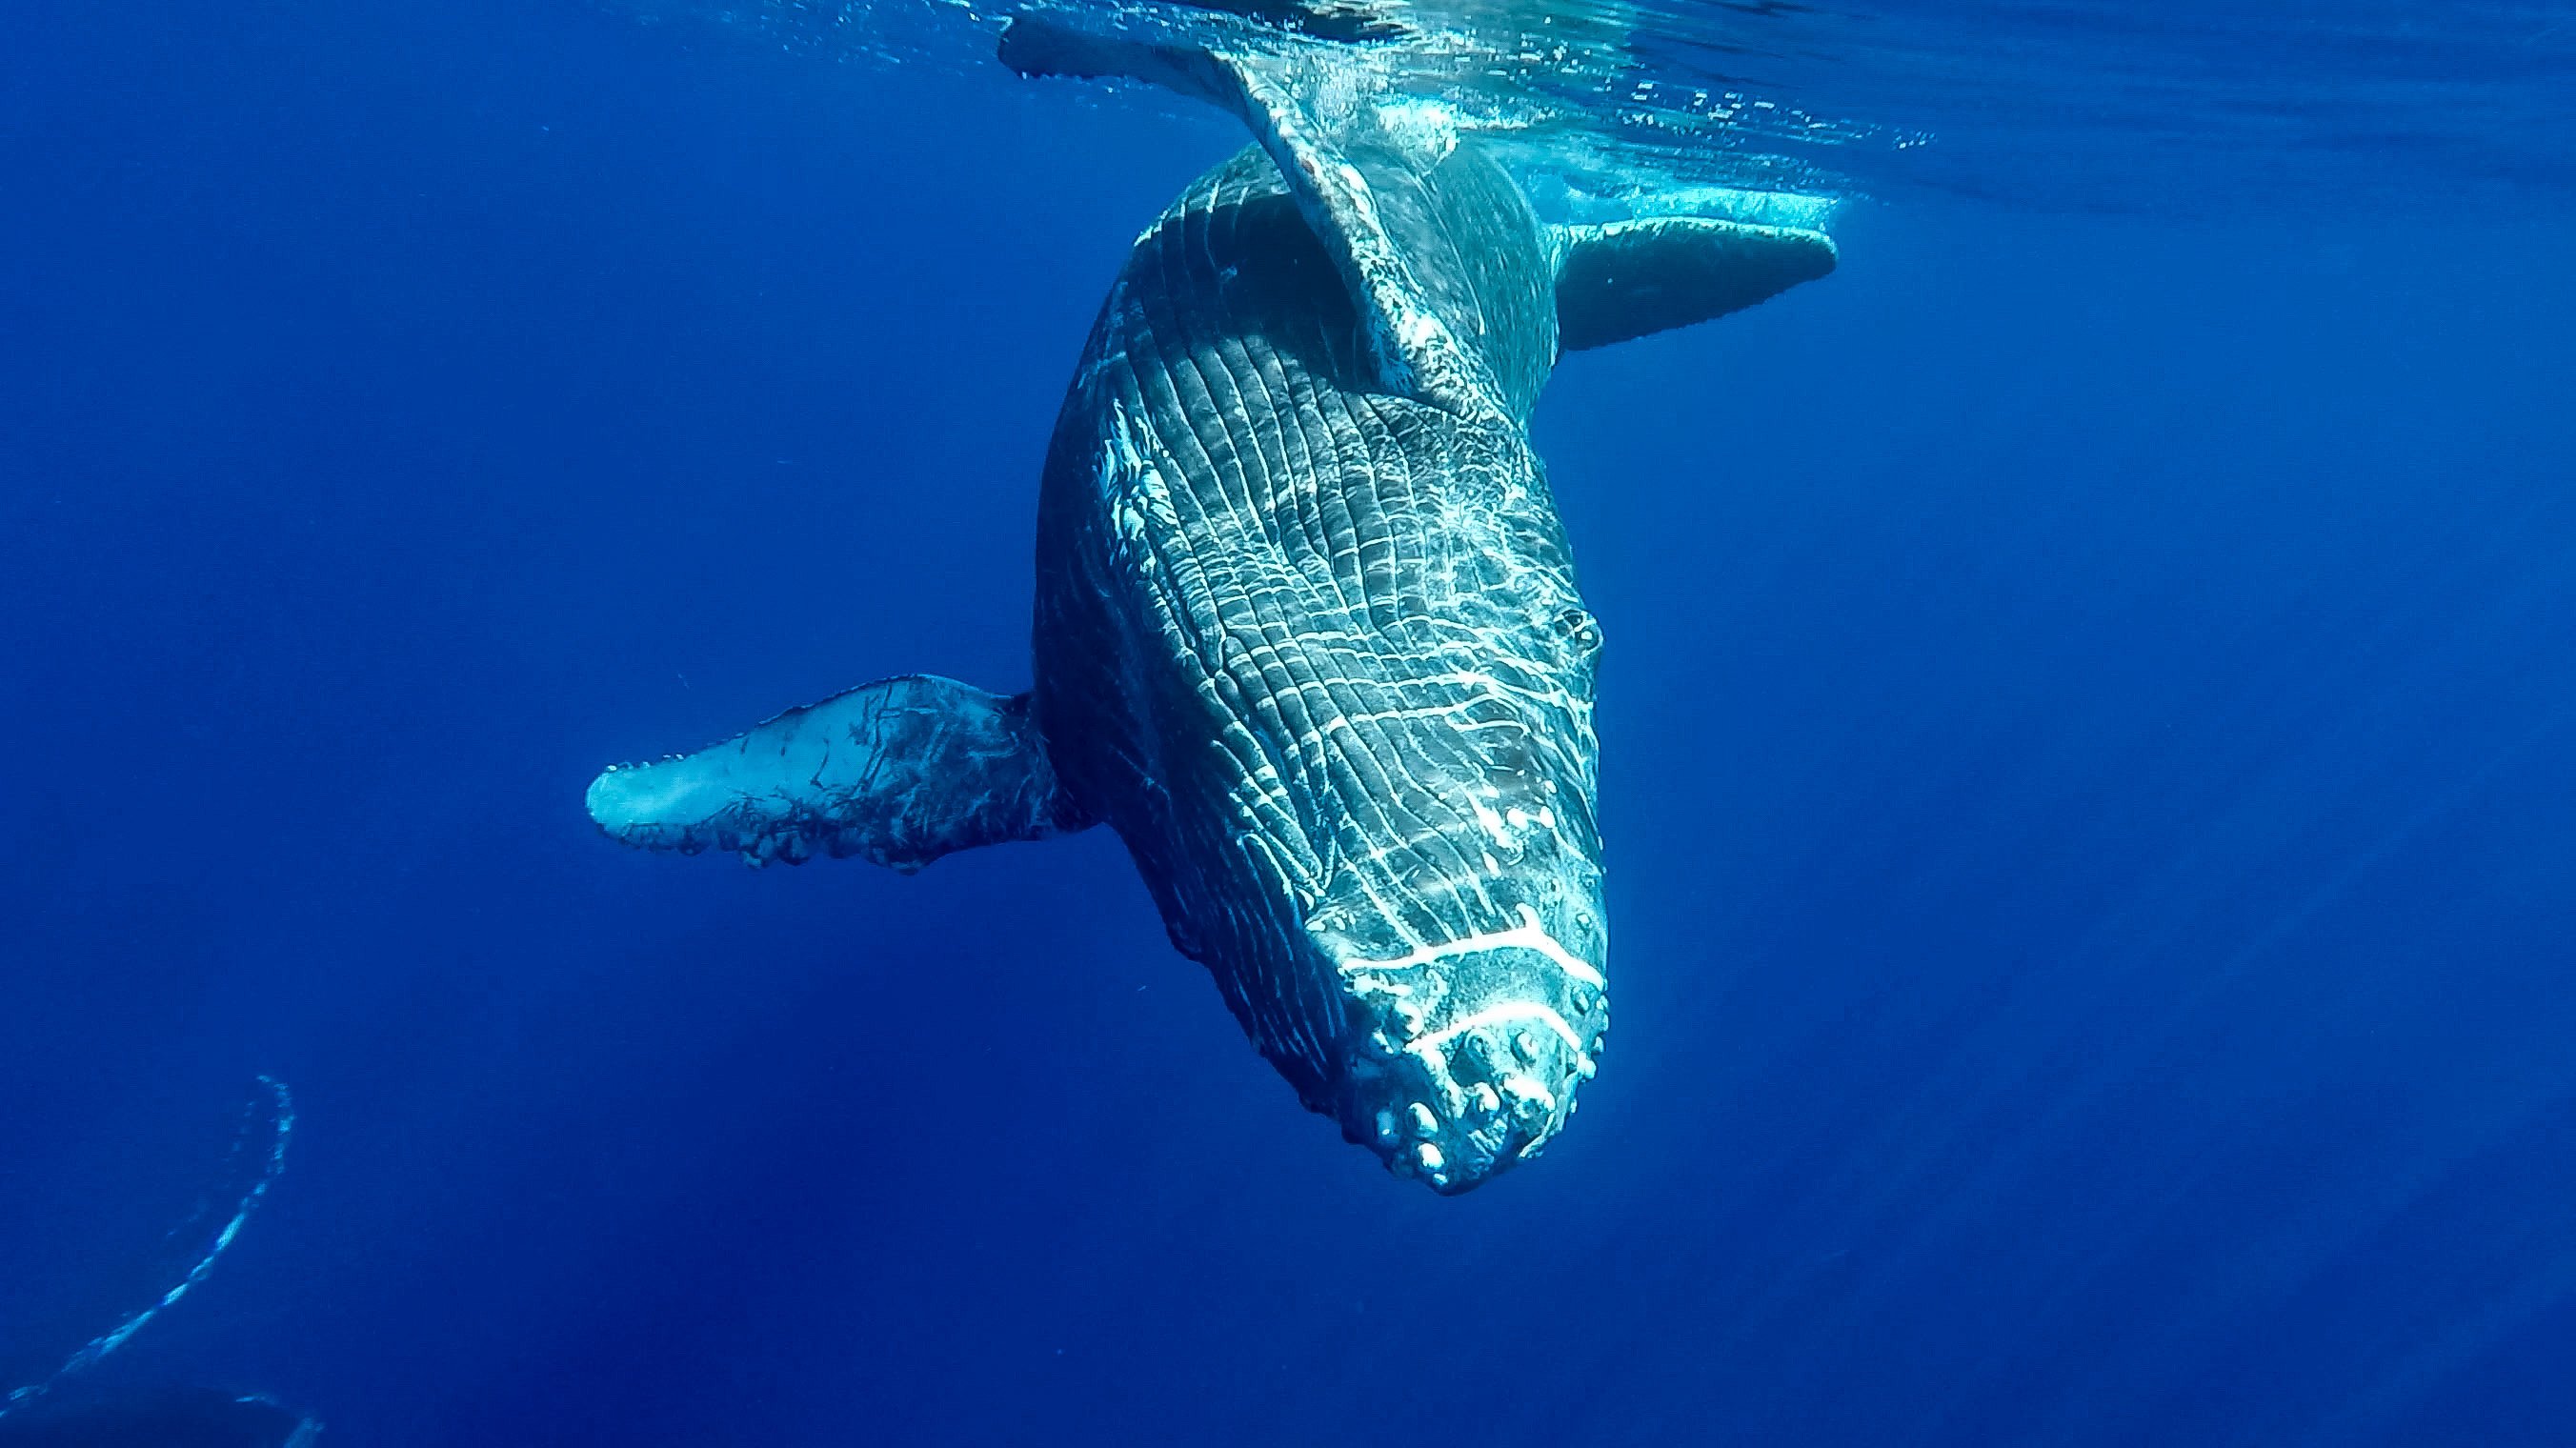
[1158,0,1412,41]
[587,13,1834,1192]
[0,1080,315,1445]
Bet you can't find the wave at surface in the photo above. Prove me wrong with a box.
[583,0,2576,214]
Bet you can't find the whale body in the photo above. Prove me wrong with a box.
[586,17,1834,1192]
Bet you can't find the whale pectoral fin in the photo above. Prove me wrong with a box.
[1553,216,1837,352]
[999,15,1496,411]
[586,675,1087,873]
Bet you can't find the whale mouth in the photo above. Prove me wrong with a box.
[1340,996,1599,1195]
[1313,895,1609,1191]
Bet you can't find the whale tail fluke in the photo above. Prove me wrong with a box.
[586,674,1092,873]
[1004,10,1527,412]
[996,10,1251,113]
[1001,9,1835,389]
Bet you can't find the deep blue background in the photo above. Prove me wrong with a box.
[6,3,2573,1444]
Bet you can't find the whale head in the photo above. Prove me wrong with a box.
[1304,760,1610,1195]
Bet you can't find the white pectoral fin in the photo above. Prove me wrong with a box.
[586,674,1086,873]
[1554,216,1837,352]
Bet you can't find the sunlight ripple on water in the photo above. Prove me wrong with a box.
[600,0,2575,212]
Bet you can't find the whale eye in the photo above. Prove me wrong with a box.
[1553,608,1602,656]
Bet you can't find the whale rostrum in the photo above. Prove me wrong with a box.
[587,16,1835,1193]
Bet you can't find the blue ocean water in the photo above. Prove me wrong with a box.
[3,0,2572,1443]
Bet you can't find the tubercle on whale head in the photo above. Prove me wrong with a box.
[1312,882,1610,1196]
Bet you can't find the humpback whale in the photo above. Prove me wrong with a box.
[586,15,1834,1192]
[0,1079,314,1445]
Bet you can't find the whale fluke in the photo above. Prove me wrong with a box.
[586,675,1089,872]
[1000,11,1835,399]
[1001,12,1550,415]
